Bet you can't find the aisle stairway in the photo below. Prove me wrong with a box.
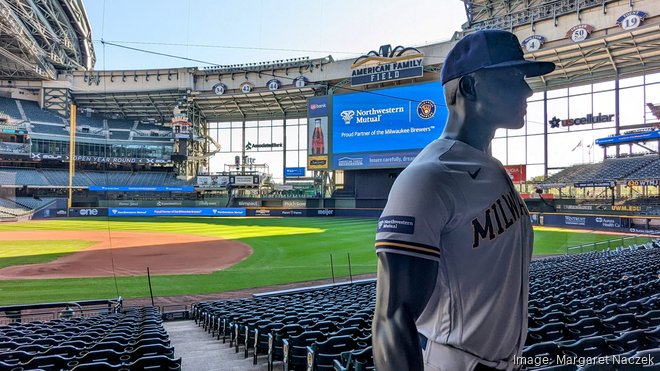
[165,320,268,371]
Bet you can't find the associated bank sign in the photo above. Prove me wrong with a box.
[351,44,424,86]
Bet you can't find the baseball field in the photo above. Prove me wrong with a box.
[0,217,651,306]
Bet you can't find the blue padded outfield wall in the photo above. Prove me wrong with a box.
[34,207,660,235]
[535,213,660,236]
[41,207,383,219]
[107,208,246,217]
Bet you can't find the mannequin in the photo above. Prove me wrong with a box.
[372,30,555,371]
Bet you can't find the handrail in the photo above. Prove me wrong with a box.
[565,235,652,254]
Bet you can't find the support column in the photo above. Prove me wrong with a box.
[615,74,621,157]
[283,115,287,183]
[543,88,549,179]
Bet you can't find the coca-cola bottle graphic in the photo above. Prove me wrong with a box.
[312,118,325,154]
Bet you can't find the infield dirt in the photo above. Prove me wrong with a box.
[0,231,252,280]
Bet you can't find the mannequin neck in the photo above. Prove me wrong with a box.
[440,110,495,152]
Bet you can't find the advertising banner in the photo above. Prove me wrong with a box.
[68,208,109,217]
[307,155,329,170]
[30,153,171,164]
[314,209,335,217]
[541,214,622,230]
[230,175,259,186]
[573,181,616,188]
[307,96,330,170]
[627,227,660,235]
[282,200,307,208]
[504,165,526,183]
[626,179,659,187]
[331,81,446,169]
[197,175,230,187]
[104,200,227,208]
[307,96,329,118]
[236,200,261,207]
[246,208,381,218]
[89,186,194,192]
[555,204,648,214]
[107,208,246,217]
[308,117,329,156]
[280,209,306,217]
[250,209,281,217]
[284,167,306,178]
[596,130,660,146]
[32,208,68,219]
[334,151,418,169]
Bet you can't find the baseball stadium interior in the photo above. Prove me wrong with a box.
[0,0,660,370]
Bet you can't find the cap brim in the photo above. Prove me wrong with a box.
[483,59,555,77]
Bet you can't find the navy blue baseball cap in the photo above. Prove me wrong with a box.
[441,30,555,85]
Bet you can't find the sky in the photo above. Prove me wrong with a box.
[83,0,468,70]
[80,1,659,180]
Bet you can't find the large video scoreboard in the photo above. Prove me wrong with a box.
[307,80,446,170]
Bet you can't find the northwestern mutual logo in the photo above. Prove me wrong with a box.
[351,44,424,86]
[340,110,355,124]
[341,107,404,125]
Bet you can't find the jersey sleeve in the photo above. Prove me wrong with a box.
[375,164,452,261]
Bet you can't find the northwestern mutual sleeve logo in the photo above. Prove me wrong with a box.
[378,216,415,234]
[351,44,424,86]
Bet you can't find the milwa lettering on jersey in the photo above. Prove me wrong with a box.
[471,191,529,248]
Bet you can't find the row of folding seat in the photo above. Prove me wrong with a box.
[0,307,180,371]
[529,297,660,327]
[529,281,660,318]
[193,282,377,370]
[527,311,660,346]
[530,256,660,288]
[191,244,659,370]
[530,271,658,301]
[0,345,177,371]
[531,245,657,270]
[266,315,372,370]
[530,245,660,281]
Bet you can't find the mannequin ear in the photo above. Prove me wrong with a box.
[458,75,477,101]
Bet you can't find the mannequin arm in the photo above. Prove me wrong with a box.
[372,252,438,371]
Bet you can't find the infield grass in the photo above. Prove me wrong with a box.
[0,217,652,305]
[0,240,95,269]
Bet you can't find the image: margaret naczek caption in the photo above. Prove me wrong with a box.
[514,354,655,368]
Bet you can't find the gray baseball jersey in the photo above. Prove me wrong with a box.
[375,138,533,370]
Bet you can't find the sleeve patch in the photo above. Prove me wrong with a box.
[377,216,415,234]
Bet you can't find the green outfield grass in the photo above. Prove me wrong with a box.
[0,217,652,305]
[0,240,95,269]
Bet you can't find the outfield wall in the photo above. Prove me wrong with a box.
[533,212,660,236]
[31,207,383,220]
[31,206,660,236]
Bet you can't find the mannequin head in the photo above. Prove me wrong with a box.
[440,30,552,150]
[442,68,532,150]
